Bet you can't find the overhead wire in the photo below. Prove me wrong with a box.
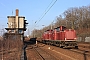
[32,0,58,34]
[34,0,54,27]
[35,0,54,23]
[33,0,55,30]
[35,0,58,26]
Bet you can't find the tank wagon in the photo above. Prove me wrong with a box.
[42,26,78,48]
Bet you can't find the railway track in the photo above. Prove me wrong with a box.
[38,42,90,60]
[68,42,90,53]
[68,48,90,57]
[26,44,59,60]
[25,40,90,60]
[78,42,90,51]
[67,48,90,60]
[28,45,45,60]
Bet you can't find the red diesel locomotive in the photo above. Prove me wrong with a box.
[42,26,78,48]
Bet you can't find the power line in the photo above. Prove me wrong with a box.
[31,0,58,33]
[35,0,58,26]
[38,0,54,20]
[34,0,54,25]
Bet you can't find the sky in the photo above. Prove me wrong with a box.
[0,0,90,35]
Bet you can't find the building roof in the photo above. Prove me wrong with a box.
[7,16,25,18]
